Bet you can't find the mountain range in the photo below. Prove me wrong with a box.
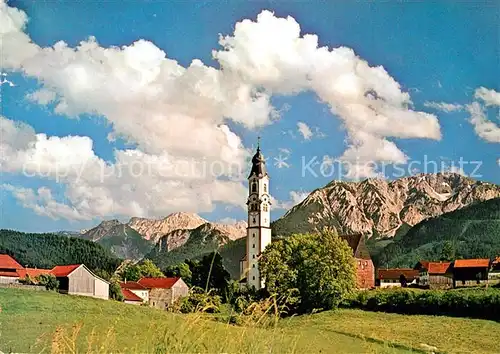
[60,173,500,275]
[79,213,246,260]
[272,173,500,238]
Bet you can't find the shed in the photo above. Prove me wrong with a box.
[51,264,109,300]
[451,259,490,288]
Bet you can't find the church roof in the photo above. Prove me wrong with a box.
[340,234,371,260]
[248,147,268,179]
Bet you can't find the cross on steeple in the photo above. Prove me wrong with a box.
[257,136,261,151]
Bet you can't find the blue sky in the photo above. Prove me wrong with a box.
[1,0,499,232]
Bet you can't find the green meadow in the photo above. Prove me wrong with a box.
[0,288,499,353]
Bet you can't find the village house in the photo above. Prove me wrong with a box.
[52,264,109,300]
[451,259,490,288]
[0,254,22,284]
[137,277,189,309]
[121,287,144,305]
[120,281,149,304]
[340,234,375,289]
[376,268,419,288]
[414,261,452,289]
[489,257,500,284]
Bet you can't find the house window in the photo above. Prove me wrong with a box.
[251,183,257,193]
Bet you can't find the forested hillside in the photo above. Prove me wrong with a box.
[0,230,121,274]
[378,198,500,267]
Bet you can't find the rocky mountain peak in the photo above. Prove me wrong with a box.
[273,173,500,238]
[127,212,207,242]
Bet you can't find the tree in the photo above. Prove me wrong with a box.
[399,274,408,288]
[259,229,357,313]
[164,262,192,285]
[138,259,164,278]
[440,240,455,261]
[191,252,230,293]
[121,264,141,281]
[109,280,124,301]
[120,259,164,281]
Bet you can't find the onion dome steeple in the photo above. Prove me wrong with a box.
[248,137,268,178]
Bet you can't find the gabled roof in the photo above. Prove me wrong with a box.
[120,281,147,290]
[121,288,143,302]
[138,277,180,289]
[17,268,52,279]
[453,259,490,268]
[0,254,22,270]
[426,262,451,274]
[340,234,371,260]
[51,264,82,277]
[378,268,419,281]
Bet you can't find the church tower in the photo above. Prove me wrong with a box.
[242,138,272,289]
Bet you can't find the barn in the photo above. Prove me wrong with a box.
[414,261,452,289]
[0,254,22,284]
[51,264,109,300]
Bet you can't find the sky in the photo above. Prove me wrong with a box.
[0,0,499,233]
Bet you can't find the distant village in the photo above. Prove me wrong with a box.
[0,254,188,307]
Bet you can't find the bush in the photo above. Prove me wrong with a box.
[36,274,59,291]
[109,281,124,301]
[342,288,500,321]
[170,287,222,314]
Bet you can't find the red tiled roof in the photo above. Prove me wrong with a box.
[17,268,52,279]
[51,264,81,277]
[454,259,490,268]
[0,270,19,277]
[426,262,451,274]
[138,277,179,289]
[119,281,146,290]
[121,288,143,302]
[378,268,419,281]
[0,254,22,270]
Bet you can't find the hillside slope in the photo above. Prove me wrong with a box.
[2,288,499,354]
[81,221,154,260]
[146,221,246,274]
[0,229,120,273]
[272,173,500,238]
[379,198,500,267]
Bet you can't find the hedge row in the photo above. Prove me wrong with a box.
[341,288,500,321]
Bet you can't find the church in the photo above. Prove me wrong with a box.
[239,141,271,289]
[238,142,375,290]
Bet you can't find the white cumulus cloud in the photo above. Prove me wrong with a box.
[0,2,443,218]
[423,101,463,112]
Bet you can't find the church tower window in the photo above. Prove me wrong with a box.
[251,182,257,193]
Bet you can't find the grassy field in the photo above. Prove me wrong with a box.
[0,288,499,353]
